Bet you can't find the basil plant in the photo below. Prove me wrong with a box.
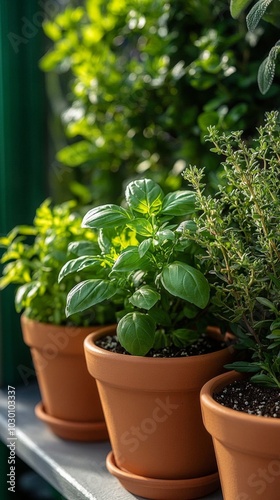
[59,179,210,356]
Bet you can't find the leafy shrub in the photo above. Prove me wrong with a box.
[0,200,115,325]
[41,0,280,204]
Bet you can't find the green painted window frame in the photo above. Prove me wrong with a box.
[0,2,50,499]
[0,1,47,386]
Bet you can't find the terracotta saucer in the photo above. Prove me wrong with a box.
[35,401,109,442]
[106,451,220,500]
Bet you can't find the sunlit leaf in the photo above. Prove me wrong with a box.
[126,218,154,236]
[125,179,164,215]
[82,205,131,229]
[56,141,93,167]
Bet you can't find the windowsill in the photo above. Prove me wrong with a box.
[0,383,223,499]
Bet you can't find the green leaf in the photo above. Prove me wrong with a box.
[69,180,92,205]
[183,303,200,319]
[250,373,277,387]
[263,1,280,28]
[267,341,280,349]
[129,286,160,310]
[257,42,280,94]
[172,328,199,348]
[223,361,261,372]
[0,273,14,290]
[149,307,172,327]
[198,111,219,132]
[10,225,37,236]
[270,320,280,331]
[161,190,196,216]
[68,241,100,257]
[230,0,253,18]
[42,21,62,41]
[256,296,278,313]
[126,218,154,236]
[246,0,273,31]
[0,236,11,247]
[156,229,175,243]
[98,229,115,254]
[58,256,101,282]
[138,238,152,258]
[268,273,280,290]
[153,329,170,349]
[177,220,197,234]
[66,279,117,316]
[267,330,280,339]
[82,205,131,229]
[161,262,210,309]
[39,50,66,72]
[117,312,156,355]
[56,141,93,167]
[112,248,150,272]
[125,179,164,215]
[15,282,40,312]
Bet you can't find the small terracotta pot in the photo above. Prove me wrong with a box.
[21,315,109,441]
[84,325,235,499]
[200,370,280,500]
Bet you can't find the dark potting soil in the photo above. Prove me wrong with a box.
[213,379,280,418]
[95,333,229,358]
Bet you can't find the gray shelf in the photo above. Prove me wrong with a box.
[0,383,223,500]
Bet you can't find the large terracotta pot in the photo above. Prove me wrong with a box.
[84,324,235,500]
[200,370,280,500]
[21,315,109,441]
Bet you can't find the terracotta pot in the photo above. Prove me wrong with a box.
[84,325,235,500]
[200,370,280,500]
[21,315,109,441]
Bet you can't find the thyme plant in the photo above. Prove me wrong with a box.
[184,111,280,387]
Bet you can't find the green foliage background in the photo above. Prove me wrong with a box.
[41,0,280,205]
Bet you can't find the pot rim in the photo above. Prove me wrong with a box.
[20,312,103,330]
[83,325,235,391]
[84,324,234,365]
[21,314,112,354]
[200,370,280,426]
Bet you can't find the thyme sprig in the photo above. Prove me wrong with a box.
[184,111,280,387]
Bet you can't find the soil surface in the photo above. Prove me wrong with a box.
[214,379,280,418]
[95,333,228,358]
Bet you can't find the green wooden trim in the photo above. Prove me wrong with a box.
[0,442,8,500]
[0,0,47,387]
